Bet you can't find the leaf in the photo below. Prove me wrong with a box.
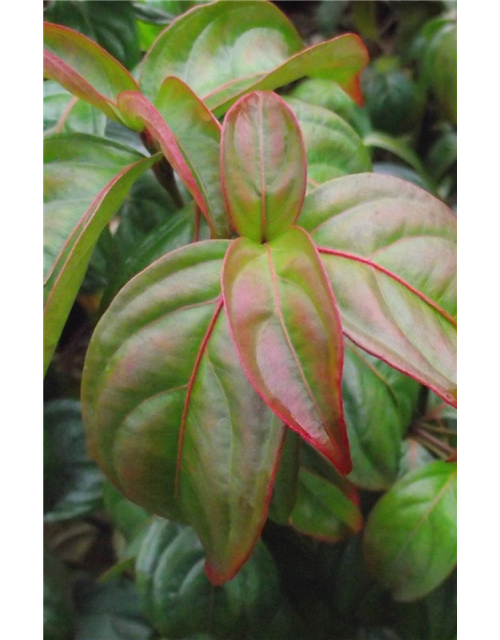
[300,173,457,406]
[135,518,286,639]
[221,91,306,242]
[222,227,350,473]
[103,482,151,545]
[290,467,362,541]
[422,20,457,124]
[73,576,155,640]
[44,1,141,70]
[363,461,457,602]
[343,343,420,490]
[268,429,300,525]
[44,22,138,125]
[44,400,104,522]
[44,80,106,136]
[44,548,75,640]
[139,0,368,114]
[43,134,158,374]
[117,86,231,238]
[81,241,285,585]
[284,96,372,187]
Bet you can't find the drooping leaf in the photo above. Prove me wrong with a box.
[43,134,159,373]
[43,22,138,125]
[300,173,457,406]
[44,400,104,522]
[135,518,286,639]
[284,96,372,187]
[82,241,285,585]
[44,1,141,70]
[139,0,368,114]
[117,85,231,238]
[43,80,107,136]
[343,342,420,490]
[221,91,306,242]
[222,227,350,474]
[363,460,457,602]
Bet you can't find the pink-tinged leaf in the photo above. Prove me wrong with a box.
[299,173,457,406]
[222,226,351,474]
[221,91,306,242]
[43,22,138,125]
[44,134,159,374]
[118,90,229,238]
[82,241,285,585]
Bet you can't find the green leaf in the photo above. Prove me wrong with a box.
[284,96,372,187]
[268,429,300,525]
[398,438,436,478]
[73,577,155,640]
[44,549,75,640]
[300,173,457,406]
[118,86,231,238]
[44,22,138,124]
[44,400,104,522]
[82,241,285,585]
[221,91,306,242]
[363,461,457,602]
[44,1,141,70]
[139,0,368,114]
[222,227,350,473]
[422,20,457,124]
[43,134,158,373]
[290,467,362,541]
[44,80,106,136]
[343,343,419,490]
[103,482,151,544]
[135,518,285,638]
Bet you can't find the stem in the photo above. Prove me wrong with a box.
[193,205,201,242]
[140,130,184,208]
[412,425,455,459]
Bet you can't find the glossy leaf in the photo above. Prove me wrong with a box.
[82,241,285,585]
[300,173,457,406]
[343,343,419,490]
[139,0,368,113]
[43,22,138,124]
[284,97,371,187]
[363,461,457,601]
[222,227,350,474]
[44,1,141,70]
[43,134,158,373]
[118,86,230,238]
[221,91,306,242]
[43,80,106,136]
[290,467,362,541]
[135,518,286,639]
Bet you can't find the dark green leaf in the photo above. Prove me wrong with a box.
[44,400,104,522]
[363,461,457,601]
[268,429,300,525]
[422,20,457,123]
[135,518,286,639]
[44,548,75,640]
[103,482,151,545]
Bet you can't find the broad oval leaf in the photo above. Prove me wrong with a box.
[43,80,106,136]
[343,342,419,490]
[139,0,368,114]
[135,518,285,638]
[43,22,138,124]
[81,241,285,585]
[221,91,306,242]
[363,460,457,602]
[222,226,350,474]
[284,97,372,188]
[299,173,457,406]
[43,134,159,373]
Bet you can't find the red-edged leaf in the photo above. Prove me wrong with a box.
[118,89,230,238]
[43,22,138,125]
[299,173,457,406]
[81,241,285,585]
[222,226,350,474]
[221,91,307,242]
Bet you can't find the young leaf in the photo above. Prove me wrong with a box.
[221,91,306,242]
[139,0,368,114]
[44,134,159,373]
[82,241,285,585]
[222,226,350,474]
[363,461,457,602]
[43,22,138,125]
[300,173,457,406]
